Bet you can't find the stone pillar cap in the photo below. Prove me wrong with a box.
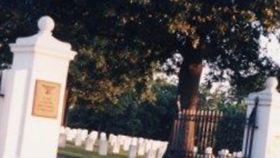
[9,16,77,60]
[247,77,280,106]
[38,16,55,34]
[264,77,278,90]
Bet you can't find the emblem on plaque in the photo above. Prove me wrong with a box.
[32,80,61,118]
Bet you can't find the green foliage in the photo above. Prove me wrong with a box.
[67,83,177,140]
[1,0,280,108]
[199,83,246,111]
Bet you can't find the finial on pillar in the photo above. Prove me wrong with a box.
[38,16,55,33]
[264,77,278,90]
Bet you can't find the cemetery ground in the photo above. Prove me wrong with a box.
[57,142,143,158]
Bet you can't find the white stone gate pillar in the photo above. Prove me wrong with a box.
[243,77,280,158]
[0,16,76,158]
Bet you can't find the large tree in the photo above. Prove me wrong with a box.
[1,0,280,156]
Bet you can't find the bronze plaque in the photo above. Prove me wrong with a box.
[32,80,61,119]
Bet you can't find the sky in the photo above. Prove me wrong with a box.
[260,32,280,65]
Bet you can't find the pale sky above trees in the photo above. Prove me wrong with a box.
[261,30,280,65]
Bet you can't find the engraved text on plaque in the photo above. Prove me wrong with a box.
[32,80,61,118]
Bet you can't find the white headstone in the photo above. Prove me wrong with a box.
[145,149,157,158]
[145,140,153,153]
[138,137,144,144]
[98,132,108,156]
[157,142,168,158]
[131,137,138,146]
[151,140,160,151]
[205,147,214,158]
[67,129,77,142]
[128,137,138,158]
[81,129,88,142]
[58,133,67,148]
[138,138,145,156]
[123,136,132,151]
[218,149,229,158]
[0,16,76,158]
[128,145,137,158]
[109,134,117,146]
[74,132,83,147]
[89,130,98,140]
[205,147,213,154]
[236,151,243,158]
[84,136,95,152]
[193,146,198,155]
[66,128,74,141]
[112,141,121,154]
[118,135,126,146]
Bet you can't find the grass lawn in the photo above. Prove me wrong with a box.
[57,143,130,158]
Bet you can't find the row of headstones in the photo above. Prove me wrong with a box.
[191,147,244,158]
[58,127,168,158]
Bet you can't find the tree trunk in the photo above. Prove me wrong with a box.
[177,58,203,157]
[163,47,204,158]
[178,59,203,110]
